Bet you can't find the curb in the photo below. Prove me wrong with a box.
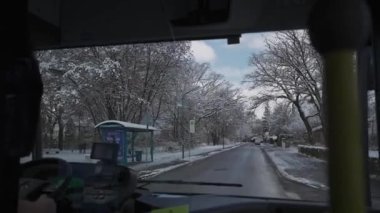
[260,146,328,190]
[138,143,244,179]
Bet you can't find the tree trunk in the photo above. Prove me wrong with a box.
[49,124,55,147]
[294,102,314,144]
[78,113,81,147]
[153,94,163,125]
[106,100,116,120]
[57,108,64,150]
[211,131,219,145]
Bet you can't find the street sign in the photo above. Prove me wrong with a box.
[189,120,195,133]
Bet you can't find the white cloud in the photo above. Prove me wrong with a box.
[190,41,216,63]
[239,32,276,51]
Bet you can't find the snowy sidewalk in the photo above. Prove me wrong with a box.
[262,145,380,207]
[20,150,96,164]
[21,143,243,179]
[133,143,243,179]
[262,145,328,190]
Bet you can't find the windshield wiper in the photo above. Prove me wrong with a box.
[138,179,242,187]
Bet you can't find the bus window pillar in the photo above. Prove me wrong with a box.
[308,0,371,212]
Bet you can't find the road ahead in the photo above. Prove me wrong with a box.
[146,144,297,199]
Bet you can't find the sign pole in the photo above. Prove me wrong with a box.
[189,119,195,157]
[189,133,191,157]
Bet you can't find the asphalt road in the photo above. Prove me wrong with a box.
[146,143,299,199]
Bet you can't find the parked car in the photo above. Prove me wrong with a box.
[43,148,60,154]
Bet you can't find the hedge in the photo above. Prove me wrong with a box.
[370,158,380,175]
[298,145,328,160]
[298,145,380,175]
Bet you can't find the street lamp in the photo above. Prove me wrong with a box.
[177,86,200,159]
[176,102,185,159]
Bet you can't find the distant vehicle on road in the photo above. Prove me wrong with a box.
[250,137,261,145]
[44,148,60,154]
[243,137,251,142]
[250,136,260,143]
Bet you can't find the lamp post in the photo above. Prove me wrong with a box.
[142,103,154,162]
[177,102,185,159]
[177,86,200,159]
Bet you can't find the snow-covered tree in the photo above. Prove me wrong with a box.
[245,31,323,144]
[36,41,248,149]
[262,103,271,134]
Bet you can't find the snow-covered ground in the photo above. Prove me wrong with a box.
[20,150,97,164]
[264,146,379,189]
[132,143,242,179]
[369,150,379,159]
[298,145,379,159]
[20,143,243,178]
[263,145,328,190]
[132,144,238,170]
[263,145,380,207]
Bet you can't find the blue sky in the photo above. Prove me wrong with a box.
[190,32,275,97]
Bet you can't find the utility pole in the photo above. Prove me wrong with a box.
[222,126,225,149]
[178,86,200,159]
[175,102,184,159]
[189,134,191,157]
[177,102,185,159]
[189,119,195,157]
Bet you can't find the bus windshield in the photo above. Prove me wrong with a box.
[20,30,379,206]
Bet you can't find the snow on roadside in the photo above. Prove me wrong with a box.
[20,144,241,164]
[138,163,189,180]
[265,147,328,190]
[130,143,241,171]
[369,150,379,159]
[20,150,96,164]
[298,145,379,159]
[20,143,243,179]
[136,144,242,179]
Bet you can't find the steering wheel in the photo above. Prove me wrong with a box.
[19,158,72,201]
